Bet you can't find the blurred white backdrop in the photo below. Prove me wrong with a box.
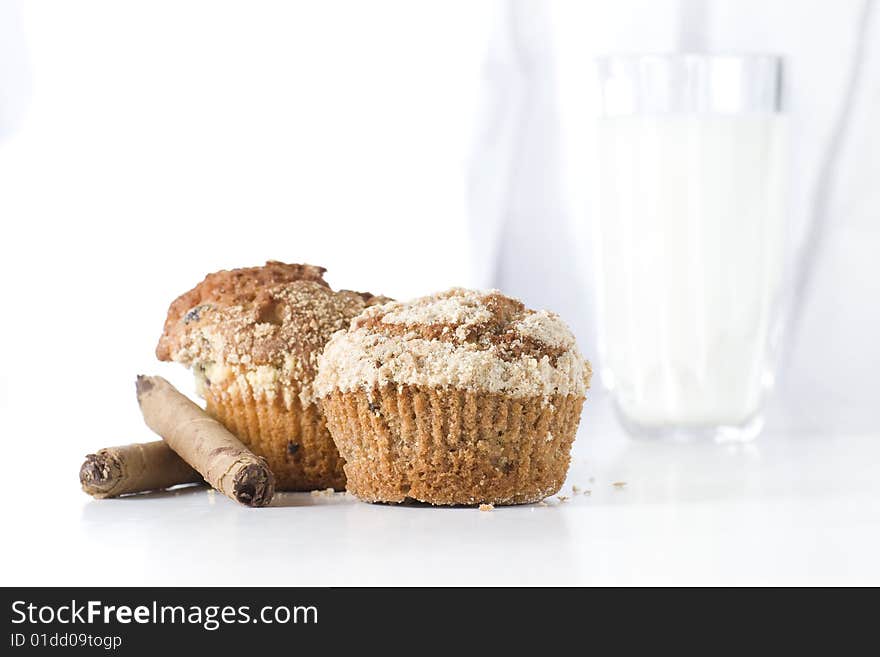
[1,0,878,472]
[0,1,493,462]
[476,0,880,436]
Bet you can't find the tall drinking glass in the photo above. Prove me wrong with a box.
[593,54,786,442]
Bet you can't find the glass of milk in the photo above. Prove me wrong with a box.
[594,54,786,442]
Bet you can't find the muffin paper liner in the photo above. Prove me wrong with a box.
[203,382,345,491]
[321,385,584,505]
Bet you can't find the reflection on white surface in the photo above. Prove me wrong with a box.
[76,485,580,586]
[3,398,877,586]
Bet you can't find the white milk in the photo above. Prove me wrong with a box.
[595,115,786,430]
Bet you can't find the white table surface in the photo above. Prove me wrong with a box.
[3,396,879,587]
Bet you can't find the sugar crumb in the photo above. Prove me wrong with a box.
[310,487,336,497]
[479,503,494,512]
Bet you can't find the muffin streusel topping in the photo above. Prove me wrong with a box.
[156,261,329,362]
[157,262,388,406]
[316,288,591,399]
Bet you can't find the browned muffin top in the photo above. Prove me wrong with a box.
[353,289,569,365]
[316,288,591,399]
[157,261,389,406]
[156,261,329,361]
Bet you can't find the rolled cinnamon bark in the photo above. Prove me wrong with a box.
[135,375,275,507]
[81,441,202,498]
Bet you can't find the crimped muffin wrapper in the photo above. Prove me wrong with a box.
[321,384,584,505]
[201,379,345,491]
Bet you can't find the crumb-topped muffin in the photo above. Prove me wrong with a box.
[315,288,591,505]
[157,261,388,490]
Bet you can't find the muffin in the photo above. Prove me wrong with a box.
[316,288,591,505]
[156,261,388,490]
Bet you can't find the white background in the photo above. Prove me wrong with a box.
[1,0,878,586]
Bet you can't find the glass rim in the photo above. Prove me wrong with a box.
[595,52,783,65]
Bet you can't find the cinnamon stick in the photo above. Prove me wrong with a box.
[80,440,202,498]
[135,375,275,507]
